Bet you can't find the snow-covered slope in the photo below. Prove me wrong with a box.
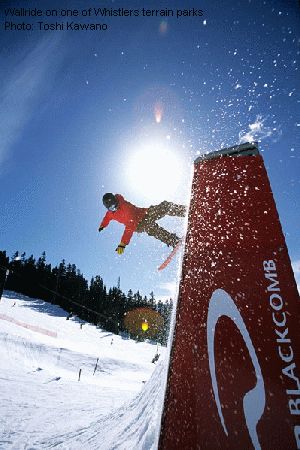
[0,291,168,449]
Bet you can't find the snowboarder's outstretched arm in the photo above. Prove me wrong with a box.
[114,225,136,254]
[98,212,112,231]
[98,211,135,254]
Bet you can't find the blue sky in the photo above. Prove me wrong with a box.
[0,0,299,299]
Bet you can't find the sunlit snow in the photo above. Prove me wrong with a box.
[0,291,168,449]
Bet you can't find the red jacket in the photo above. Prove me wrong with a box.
[100,194,147,245]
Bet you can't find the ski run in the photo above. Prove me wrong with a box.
[0,291,169,449]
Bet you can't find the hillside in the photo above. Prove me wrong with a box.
[0,291,168,449]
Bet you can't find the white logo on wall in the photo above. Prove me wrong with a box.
[207,289,266,450]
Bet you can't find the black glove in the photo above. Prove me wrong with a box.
[98,226,104,232]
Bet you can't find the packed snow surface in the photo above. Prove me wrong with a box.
[0,291,168,449]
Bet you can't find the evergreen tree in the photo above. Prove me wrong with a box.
[36,252,52,301]
[0,248,174,344]
[6,252,22,292]
[149,291,155,308]
[0,251,9,299]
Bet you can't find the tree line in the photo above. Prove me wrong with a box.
[0,250,173,344]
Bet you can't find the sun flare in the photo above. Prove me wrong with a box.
[126,139,183,203]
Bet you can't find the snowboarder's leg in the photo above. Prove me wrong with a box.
[162,201,186,217]
[146,202,186,222]
[136,201,185,247]
[137,221,180,248]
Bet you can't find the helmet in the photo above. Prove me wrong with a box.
[103,193,119,211]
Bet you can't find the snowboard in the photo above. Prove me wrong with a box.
[158,240,183,271]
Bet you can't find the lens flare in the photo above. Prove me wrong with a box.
[154,101,163,123]
[159,21,168,35]
[142,321,149,332]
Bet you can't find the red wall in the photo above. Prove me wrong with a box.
[159,152,300,450]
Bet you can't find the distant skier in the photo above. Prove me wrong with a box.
[98,193,186,254]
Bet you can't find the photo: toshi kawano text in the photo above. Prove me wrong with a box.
[37,21,108,31]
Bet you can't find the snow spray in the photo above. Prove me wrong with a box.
[159,142,300,450]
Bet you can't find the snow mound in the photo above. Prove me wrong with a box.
[43,360,167,450]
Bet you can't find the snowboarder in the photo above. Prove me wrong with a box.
[98,193,186,254]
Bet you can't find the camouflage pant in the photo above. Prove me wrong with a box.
[136,201,186,248]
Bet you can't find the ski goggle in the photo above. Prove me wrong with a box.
[108,204,118,212]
